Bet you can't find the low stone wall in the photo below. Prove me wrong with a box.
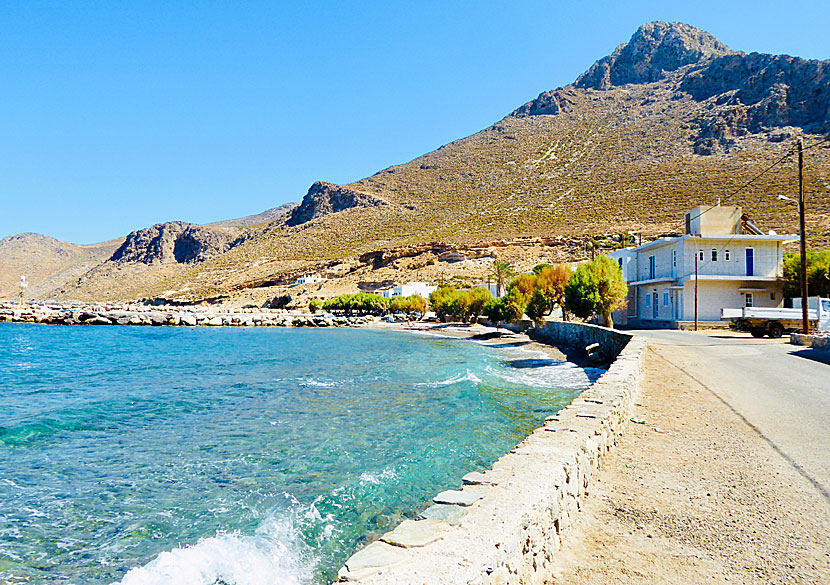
[337,324,647,584]
[790,332,830,352]
[526,320,632,358]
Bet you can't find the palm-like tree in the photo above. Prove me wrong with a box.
[490,260,515,298]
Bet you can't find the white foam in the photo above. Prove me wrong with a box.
[416,370,482,388]
[485,363,594,389]
[297,379,338,388]
[359,467,398,486]
[116,512,316,585]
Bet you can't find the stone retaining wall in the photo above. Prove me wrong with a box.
[790,332,830,352]
[336,324,647,584]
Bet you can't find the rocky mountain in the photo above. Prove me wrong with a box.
[109,221,240,265]
[574,21,736,89]
[286,182,389,226]
[11,22,830,304]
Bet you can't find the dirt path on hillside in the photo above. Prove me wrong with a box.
[549,345,830,585]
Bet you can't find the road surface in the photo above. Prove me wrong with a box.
[631,329,830,500]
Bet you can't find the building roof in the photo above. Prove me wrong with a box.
[617,233,796,254]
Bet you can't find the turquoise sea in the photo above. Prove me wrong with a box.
[0,323,602,585]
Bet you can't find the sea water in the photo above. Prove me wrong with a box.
[0,323,602,584]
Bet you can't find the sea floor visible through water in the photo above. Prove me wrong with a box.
[0,323,603,585]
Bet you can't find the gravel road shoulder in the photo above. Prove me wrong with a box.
[549,344,830,585]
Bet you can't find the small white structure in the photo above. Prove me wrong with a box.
[379,282,437,299]
[608,205,796,326]
[292,275,326,286]
[473,282,501,298]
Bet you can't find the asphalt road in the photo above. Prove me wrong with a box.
[630,329,830,500]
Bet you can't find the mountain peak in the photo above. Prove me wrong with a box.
[576,21,736,89]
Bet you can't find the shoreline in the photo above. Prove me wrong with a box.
[1,302,592,365]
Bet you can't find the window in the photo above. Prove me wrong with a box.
[648,255,655,280]
[663,292,670,306]
[770,292,776,301]
[618,258,623,269]
[712,249,718,262]
[698,250,704,262]
[745,293,754,308]
[672,250,677,268]
[645,294,651,307]
[725,250,731,261]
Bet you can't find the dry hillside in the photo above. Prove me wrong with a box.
[7,22,830,304]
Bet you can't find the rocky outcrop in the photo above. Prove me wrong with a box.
[683,52,830,143]
[109,222,239,265]
[511,87,579,117]
[575,21,735,89]
[286,181,389,226]
[516,21,829,152]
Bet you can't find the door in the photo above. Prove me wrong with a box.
[653,292,659,319]
[674,291,683,320]
[746,248,754,276]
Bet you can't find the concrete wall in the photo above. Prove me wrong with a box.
[681,238,783,279]
[687,205,742,235]
[337,325,647,584]
[680,280,783,322]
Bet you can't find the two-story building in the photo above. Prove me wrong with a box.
[608,205,796,327]
[379,282,437,299]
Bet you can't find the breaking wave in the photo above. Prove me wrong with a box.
[117,502,318,585]
[416,370,483,387]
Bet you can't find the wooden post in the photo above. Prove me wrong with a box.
[798,138,809,334]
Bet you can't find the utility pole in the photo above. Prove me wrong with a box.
[694,246,699,332]
[798,138,809,334]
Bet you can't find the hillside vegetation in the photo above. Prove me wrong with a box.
[6,22,829,304]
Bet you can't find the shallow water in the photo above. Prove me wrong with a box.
[0,324,602,584]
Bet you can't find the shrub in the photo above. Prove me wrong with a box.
[322,293,389,315]
[429,286,492,322]
[389,295,427,316]
[308,299,322,313]
[564,256,628,328]
[783,250,830,299]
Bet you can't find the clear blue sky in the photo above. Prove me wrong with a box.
[2,1,828,244]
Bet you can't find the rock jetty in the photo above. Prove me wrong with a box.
[0,302,374,328]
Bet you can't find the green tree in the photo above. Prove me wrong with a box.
[782,250,830,299]
[490,260,515,297]
[525,289,552,323]
[429,286,492,322]
[564,256,628,328]
[308,299,322,313]
[429,286,457,320]
[483,296,524,326]
[533,263,571,321]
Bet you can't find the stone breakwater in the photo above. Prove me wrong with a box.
[0,303,373,328]
[337,323,647,584]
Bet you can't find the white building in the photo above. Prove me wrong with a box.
[379,282,437,299]
[608,205,795,326]
[473,282,501,298]
[292,275,326,286]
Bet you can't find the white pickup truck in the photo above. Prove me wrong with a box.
[722,297,830,338]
